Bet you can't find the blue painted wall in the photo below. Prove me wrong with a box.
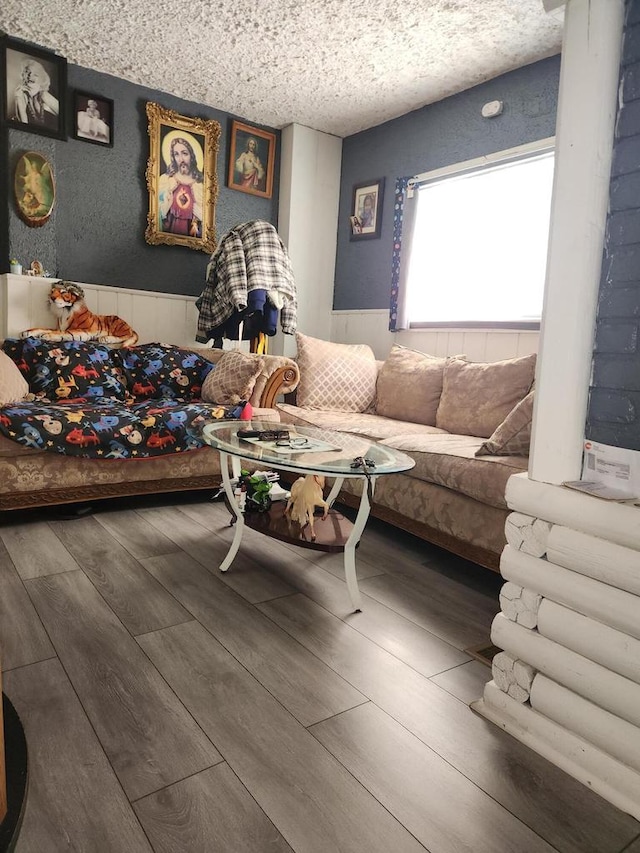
[587,0,640,451]
[334,56,561,310]
[3,52,279,297]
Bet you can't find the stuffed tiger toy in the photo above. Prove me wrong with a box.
[23,281,139,348]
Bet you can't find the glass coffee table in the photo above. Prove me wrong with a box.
[201,421,415,611]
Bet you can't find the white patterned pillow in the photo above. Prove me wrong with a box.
[0,350,29,404]
[295,333,377,412]
[201,351,264,403]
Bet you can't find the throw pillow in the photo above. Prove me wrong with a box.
[295,332,377,412]
[375,345,447,426]
[436,353,536,438]
[2,337,129,402]
[476,391,534,457]
[201,351,264,403]
[114,343,215,401]
[0,349,29,405]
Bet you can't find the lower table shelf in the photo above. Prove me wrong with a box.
[240,501,354,552]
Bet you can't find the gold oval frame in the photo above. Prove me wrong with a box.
[14,151,56,228]
[145,102,221,253]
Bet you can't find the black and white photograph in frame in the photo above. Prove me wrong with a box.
[1,37,67,140]
[72,90,113,147]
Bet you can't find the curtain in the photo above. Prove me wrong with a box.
[389,176,418,331]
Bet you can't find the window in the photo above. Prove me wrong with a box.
[404,142,554,328]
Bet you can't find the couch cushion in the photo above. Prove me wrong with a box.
[295,333,377,412]
[114,343,214,401]
[201,350,264,404]
[2,337,129,402]
[476,391,534,457]
[277,402,447,441]
[436,354,536,438]
[0,349,29,405]
[379,433,527,509]
[375,345,447,426]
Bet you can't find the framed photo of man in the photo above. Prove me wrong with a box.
[227,121,276,199]
[350,177,385,241]
[1,37,67,140]
[145,102,221,253]
[72,91,113,147]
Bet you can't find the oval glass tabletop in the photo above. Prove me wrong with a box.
[201,420,415,477]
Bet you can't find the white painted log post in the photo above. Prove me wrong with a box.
[491,614,640,728]
[546,525,640,596]
[501,546,640,641]
[491,652,536,702]
[530,675,640,774]
[477,681,640,821]
[499,581,542,628]
[506,474,640,551]
[504,512,552,557]
[537,599,640,685]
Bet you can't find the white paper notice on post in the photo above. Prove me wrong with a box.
[580,440,640,498]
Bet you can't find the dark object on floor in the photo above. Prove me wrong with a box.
[0,693,29,853]
[464,642,502,668]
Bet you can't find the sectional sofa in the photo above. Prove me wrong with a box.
[276,334,536,570]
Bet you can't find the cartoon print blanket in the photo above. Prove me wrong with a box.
[0,398,245,458]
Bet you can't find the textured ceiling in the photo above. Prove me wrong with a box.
[0,0,563,137]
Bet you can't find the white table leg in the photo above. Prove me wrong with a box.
[343,476,377,612]
[219,452,244,572]
[326,476,344,508]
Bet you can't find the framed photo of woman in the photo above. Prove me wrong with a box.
[1,37,67,140]
[72,91,113,147]
[350,177,385,241]
[227,121,276,199]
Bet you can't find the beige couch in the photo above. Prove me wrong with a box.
[0,346,299,512]
[276,336,535,571]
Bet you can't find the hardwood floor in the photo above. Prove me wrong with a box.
[1,493,639,853]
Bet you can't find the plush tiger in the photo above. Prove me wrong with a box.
[23,281,139,348]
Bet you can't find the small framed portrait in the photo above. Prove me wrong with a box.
[227,120,276,199]
[1,37,67,140]
[350,177,385,241]
[145,101,221,253]
[72,91,113,147]
[14,151,56,227]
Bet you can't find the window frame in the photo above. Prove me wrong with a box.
[405,136,555,331]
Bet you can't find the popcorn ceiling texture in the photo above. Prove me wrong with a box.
[0,0,562,137]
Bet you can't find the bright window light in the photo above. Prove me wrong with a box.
[406,150,554,326]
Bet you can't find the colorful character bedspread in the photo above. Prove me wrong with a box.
[0,399,245,458]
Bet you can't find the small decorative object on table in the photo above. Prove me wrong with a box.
[285,474,329,541]
[9,259,22,275]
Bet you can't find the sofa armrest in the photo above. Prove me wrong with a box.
[252,356,300,409]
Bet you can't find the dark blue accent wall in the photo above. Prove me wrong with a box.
[334,56,561,311]
[3,54,279,297]
[587,0,640,450]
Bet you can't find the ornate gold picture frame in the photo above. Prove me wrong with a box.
[145,102,221,253]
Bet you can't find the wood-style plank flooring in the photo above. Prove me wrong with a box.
[1,492,639,853]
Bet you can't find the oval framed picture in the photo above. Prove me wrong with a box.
[14,151,56,227]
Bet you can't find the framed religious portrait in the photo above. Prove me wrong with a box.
[1,37,67,140]
[14,151,56,227]
[145,102,221,253]
[227,120,276,199]
[72,90,113,147]
[350,177,385,241]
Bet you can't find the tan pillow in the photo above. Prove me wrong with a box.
[476,391,534,456]
[201,350,264,403]
[295,332,377,412]
[0,350,29,404]
[375,345,447,425]
[436,354,536,438]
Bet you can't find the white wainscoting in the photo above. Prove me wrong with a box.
[0,275,202,348]
[331,309,539,362]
